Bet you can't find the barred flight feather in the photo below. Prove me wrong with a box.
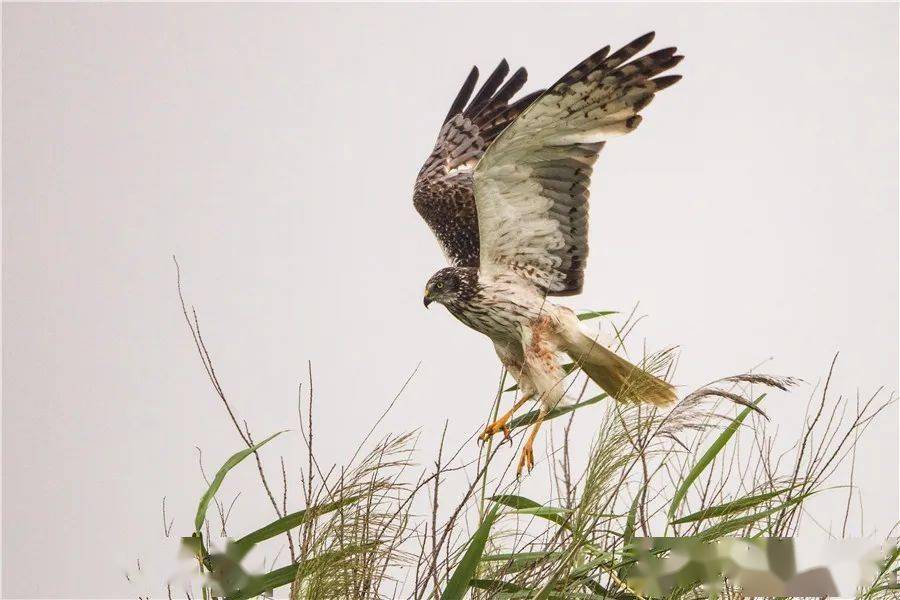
[414,59,544,267]
[474,31,682,295]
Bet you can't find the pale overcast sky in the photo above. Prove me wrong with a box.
[3,3,897,597]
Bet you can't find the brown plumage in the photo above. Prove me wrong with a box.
[416,33,683,475]
[414,60,543,268]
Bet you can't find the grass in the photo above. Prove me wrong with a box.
[153,262,898,600]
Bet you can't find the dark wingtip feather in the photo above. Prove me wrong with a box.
[466,59,511,116]
[667,55,685,69]
[609,31,657,63]
[649,47,678,61]
[492,66,528,106]
[444,65,479,124]
[652,74,682,91]
[587,45,611,64]
[635,31,656,46]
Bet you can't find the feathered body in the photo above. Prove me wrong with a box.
[430,268,541,340]
[429,266,572,408]
[414,33,682,472]
[425,266,669,412]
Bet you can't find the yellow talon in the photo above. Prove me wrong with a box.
[478,393,533,445]
[479,420,511,444]
[515,407,547,478]
[516,443,535,477]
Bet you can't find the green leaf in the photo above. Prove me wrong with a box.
[668,395,765,522]
[442,505,500,600]
[481,551,561,563]
[670,483,805,524]
[223,542,377,600]
[617,485,644,580]
[622,487,642,546]
[515,506,573,519]
[578,310,617,321]
[866,545,900,597]
[508,393,608,430]
[230,494,362,557]
[521,591,619,599]
[486,494,542,510]
[570,555,617,579]
[696,492,815,540]
[224,562,296,600]
[470,578,528,593]
[181,533,210,564]
[489,495,570,528]
[195,431,285,533]
[487,496,612,560]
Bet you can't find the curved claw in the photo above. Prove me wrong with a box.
[516,444,535,478]
[479,420,509,445]
[479,393,533,448]
[477,429,491,445]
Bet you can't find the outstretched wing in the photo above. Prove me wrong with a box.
[474,32,682,295]
[414,61,543,267]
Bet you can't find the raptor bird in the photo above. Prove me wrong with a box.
[415,32,680,475]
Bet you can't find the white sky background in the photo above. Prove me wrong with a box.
[2,3,898,598]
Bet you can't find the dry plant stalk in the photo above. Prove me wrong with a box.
[160,264,895,600]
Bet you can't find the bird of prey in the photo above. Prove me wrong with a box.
[415,32,681,475]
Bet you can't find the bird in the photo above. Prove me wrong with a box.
[414,32,681,476]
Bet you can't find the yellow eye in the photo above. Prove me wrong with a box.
[436,282,444,289]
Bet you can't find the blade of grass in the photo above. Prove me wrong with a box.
[696,492,815,540]
[509,393,608,430]
[668,395,765,522]
[442,505,500,600]
[515,506,574,519]
[230,494,362,556]
[195,431,285,533]
[578,310,618,321]
[622,488,642,547]
[503,593,602,600]
[469,578,529,593]
[489,495,569,528]
[866,545,900,597]
[481,551,561,563]
[224,542,377,600]
[671,483,805,525]
[617,485,644,580]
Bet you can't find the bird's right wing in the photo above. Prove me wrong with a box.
[413,61,542,267]
[474,32,682,295]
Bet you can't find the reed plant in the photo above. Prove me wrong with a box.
[162,261,896,600]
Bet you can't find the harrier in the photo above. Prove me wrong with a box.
[415,32,680,475]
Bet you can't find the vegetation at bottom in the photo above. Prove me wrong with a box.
[144,264,897,600]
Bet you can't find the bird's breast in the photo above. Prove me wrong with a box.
[446,277,546,342]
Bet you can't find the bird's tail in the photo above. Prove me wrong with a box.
[558,313,675,406]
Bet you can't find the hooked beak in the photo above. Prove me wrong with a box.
[423,285,433,308]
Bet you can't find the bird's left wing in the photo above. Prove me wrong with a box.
[474,32,682,295]
[414,61,542,267]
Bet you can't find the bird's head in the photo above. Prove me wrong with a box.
[423,267,477,308]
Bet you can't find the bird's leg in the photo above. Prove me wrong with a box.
[479,392,534,445]
[516,405,548,477]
